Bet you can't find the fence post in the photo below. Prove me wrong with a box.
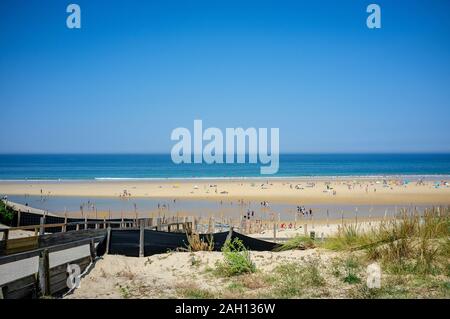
[39,217,45,236]
[84,216,88,230]
[226,226,233,242]
[38,249,50,296]
[139,219,145,257]
[208,216,212,233]
[89,238,96,262]
[63,215,67,232]
[106,226,111,255]
[2,229,9,242]
[1,230,8,252]
[273,220,277,240]
[17,210,21,227]
[157,217,161,231]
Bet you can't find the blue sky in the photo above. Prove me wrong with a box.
[0,0,449,153]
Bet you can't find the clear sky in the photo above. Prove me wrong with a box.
[0,0,449,153]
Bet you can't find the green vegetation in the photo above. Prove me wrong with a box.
[342,256,361,284]
[177,286,214,299]
[206,207,449,298]
[117,284,131,298]
[0,200,14,225]
[275,235,315,251]
[185,232,214,252]
[264,257,326,298]
[323,207,449,276]
[215,238,256,276]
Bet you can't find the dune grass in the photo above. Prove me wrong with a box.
[275,235,315,251]
[215,238,256,277]
[323,207,449,276]
[263,256,326,298]
[185,232,214,252]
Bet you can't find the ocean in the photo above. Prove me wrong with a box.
[0,153,449,180]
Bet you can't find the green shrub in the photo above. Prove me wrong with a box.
[215,238,256,276]
[343,255,361,284]
[0,200,14,225]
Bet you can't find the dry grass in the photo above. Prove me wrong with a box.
[175,282,215,299]
[185,232,214,252]
[365,207,449,275]
[116,266,136,280]
[275,235,315,251]
[323,206,449,276]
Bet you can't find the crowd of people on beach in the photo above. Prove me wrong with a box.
[296,205,313,217]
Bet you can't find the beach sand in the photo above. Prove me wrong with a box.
[0,178,449,206]
[66,249,341,299]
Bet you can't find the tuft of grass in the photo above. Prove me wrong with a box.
[303,257,326,286]
[176,283,214,299]
[117,284,131,298]
[240,273,268,289]
[343,273,361,284]
[366,207,449,275]
[275,235,315,251]
[227,282,246,293]
[215,238,256,277]
[343,256,361,284]
[331,255,362,285]
[185,232,214,252]
[321,223,370,251]
[268,257,326,298]
[181,287,214,299]
[326,207,449,276]
[270,263,303,298]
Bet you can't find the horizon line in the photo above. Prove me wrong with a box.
[1,152,450,155]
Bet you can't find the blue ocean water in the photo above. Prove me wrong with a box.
[0,154,449,180]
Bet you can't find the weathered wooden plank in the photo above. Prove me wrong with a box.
[38,249,50,296]
[50,279,70,295]
[6,236,38,246]
[1,255,92,299]
[106,226,111,254]
[5,285,36,299]
[87,240,94,265]
[39,217,45,236]
[50,258,91,295]
[50,272,68,285]
[39,229,106,247]
[1,275,36,294]
[0,236,104,265]
[6,236,39,255]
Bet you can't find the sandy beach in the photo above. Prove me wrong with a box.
[0,177,449,206]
